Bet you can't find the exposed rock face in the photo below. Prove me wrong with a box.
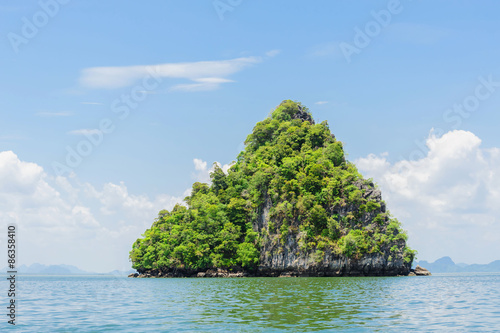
[257,253,409,277]
[408,265,431,276]
[290,102,315,124]
[130,100,416,278]
[132,255,411,278]
[255,181,411,277]
[132,179,412,278]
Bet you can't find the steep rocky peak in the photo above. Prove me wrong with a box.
[290,103,314,124]
[273,100,315,125]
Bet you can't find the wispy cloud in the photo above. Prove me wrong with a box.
[37,112,72,117]
[135,90,162,95]
[266,49,281,57]
[315,101,329,105]
[79,56,263,90]
[68,129,102,136]
[170,77,235,92]
[81,102,104,105]
[192,158,233,184]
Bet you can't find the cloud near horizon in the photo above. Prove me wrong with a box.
[0,151,188,272]
[192,158,233,184]
[3,129,497,272]
[79,56,264,91]
[0,152,232,272]
[355,130,500,264]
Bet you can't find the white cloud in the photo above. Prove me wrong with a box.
[86,181,185,218]
[265,49,281,57]
[68,129,102,136]
[0,150,187,272]
[356,130,500,264]
[170,77,235,92]
[135,90,162,95]
[192,158,233,184]
[79,56,262,90]
[0,151,45,194]
[315,101,329,105]
[193,158,207,171]
[0,152,238,272]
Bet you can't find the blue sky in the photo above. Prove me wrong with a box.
[1,0,500,272]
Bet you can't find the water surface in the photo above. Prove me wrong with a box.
[3,273,500,331]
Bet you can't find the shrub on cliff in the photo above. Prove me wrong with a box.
[130,100,415,273]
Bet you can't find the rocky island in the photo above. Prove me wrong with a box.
[129,100,418,277]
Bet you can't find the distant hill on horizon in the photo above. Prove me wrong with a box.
[2,258,498,275]
[414,257,500,273]
[0,263,136,276]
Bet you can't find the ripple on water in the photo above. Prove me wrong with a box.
[2,273,499,332]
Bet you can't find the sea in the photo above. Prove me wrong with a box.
[2,273,500,332]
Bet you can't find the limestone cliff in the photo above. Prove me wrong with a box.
[130,100,415,277]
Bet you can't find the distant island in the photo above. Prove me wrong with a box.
[130,100,416,277]
[0,263,135,276]
[414,257,500,273]
[2,256,498,276]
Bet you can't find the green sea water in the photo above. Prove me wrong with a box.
[4,273,500,332]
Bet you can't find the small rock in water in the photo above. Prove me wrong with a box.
[410,265,431,276]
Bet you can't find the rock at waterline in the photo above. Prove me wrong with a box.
[408,265,431,276]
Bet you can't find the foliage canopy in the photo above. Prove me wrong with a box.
[130,100,415,273]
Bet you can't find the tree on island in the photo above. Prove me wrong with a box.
[130,100,416,277]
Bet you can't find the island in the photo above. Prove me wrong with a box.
[129,100,418,277]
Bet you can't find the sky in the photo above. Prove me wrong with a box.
[1,0,500,272]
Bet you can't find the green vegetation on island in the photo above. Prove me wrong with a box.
[130,100,416,276]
